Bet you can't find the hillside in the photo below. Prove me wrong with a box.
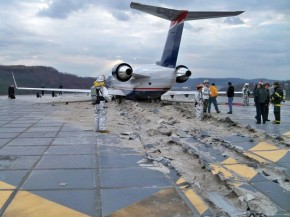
[0,65,95,95]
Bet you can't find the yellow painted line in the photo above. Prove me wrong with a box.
[251,149,288,163]
[0,191,13,208]
[249,141,279,151]
[176,177,186,185]
[210,164,243,188]
[176,177,190,189]
[4,191,90,217]
[184,189,208,215]
[0,181,15,207]
[176,178,209,214]
[243,151,267,163]
[0,181,15,190]
[283,131,290,138]
[222,158,257,180]
[210,164,233,179]
[0,181,89,217]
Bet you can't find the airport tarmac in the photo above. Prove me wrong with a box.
[0,95,289,216]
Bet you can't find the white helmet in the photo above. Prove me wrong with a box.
[244,83,249,86]
[97,75,105,82]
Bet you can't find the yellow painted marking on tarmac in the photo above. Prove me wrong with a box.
[283,131,290,137]
[176,177,189,189]
[0,191,13,208]
[211,164,233,179]
[249,142,279,151]
[0,181,15,208]
[184,189,208,215]
[222,158,257,180]
[211,165,242,187]
[0,181,89,217]
[4,191,90,217]
[251,149,288,163]
[0,181,15,190]
[176,177,186,185]
[243,151,267,163]
[108,188,194,217]
[176,178,209,214]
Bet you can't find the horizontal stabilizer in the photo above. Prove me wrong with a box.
[130,2,244,21]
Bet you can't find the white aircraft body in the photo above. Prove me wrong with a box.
[13,2,244,101]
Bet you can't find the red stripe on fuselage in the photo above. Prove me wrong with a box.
[115,87,170,91]
[170,11,188,27]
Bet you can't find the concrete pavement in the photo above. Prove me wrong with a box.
[0,95,289,216]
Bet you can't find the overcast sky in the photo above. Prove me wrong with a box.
[0,0,289,79]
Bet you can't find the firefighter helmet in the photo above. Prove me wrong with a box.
[196,84,203,90]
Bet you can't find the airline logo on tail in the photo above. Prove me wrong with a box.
[170,11,188,28]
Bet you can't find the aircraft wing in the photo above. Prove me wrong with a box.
[107,88,126,96]
[161,90,197,103]
[15,87,91,93]
[162,90,244,103]
[219,91,243,94]
[12,73,91,93]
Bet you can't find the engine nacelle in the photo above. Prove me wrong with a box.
[112,63,133,82]
[175,65,191,83]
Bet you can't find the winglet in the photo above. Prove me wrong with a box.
[12,72,18,88]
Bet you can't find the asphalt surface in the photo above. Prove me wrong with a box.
[0,95,289,217]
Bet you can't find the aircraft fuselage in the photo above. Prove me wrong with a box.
[110,64,176,99]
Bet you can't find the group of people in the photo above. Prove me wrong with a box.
[253,81,283,124]
[194,80,222,120]
[194,80,284,125]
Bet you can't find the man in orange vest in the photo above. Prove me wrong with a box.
[208,83,220,113]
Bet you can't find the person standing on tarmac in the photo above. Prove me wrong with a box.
[8,84,15,99]
[242,83,251,106]
[254,82,268,124]
[202,80,211,114]
[226,82,234,114]
[208,83,220,113]
[271,81,283,124]
[264,82,271,122]
[195,84,204,120]
[93,75,111,132]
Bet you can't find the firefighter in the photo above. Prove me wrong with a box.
[93,75,111,132]
[264,82,271,122]
[271,81,283,124]
[242,83,251,106]
[202,80,211,113]
[195,84,204,120]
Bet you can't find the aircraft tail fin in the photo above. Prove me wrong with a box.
[130,2,244,68]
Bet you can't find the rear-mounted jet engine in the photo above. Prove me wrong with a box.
[175,65,192,83]
[112,63,133,82]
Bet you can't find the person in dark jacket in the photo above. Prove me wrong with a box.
[8,84,15,99]
[253,83,259,120]
[271,81,283,124]
[264,82,271,122]
[254,82,268,124]
[226,82,234,114]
